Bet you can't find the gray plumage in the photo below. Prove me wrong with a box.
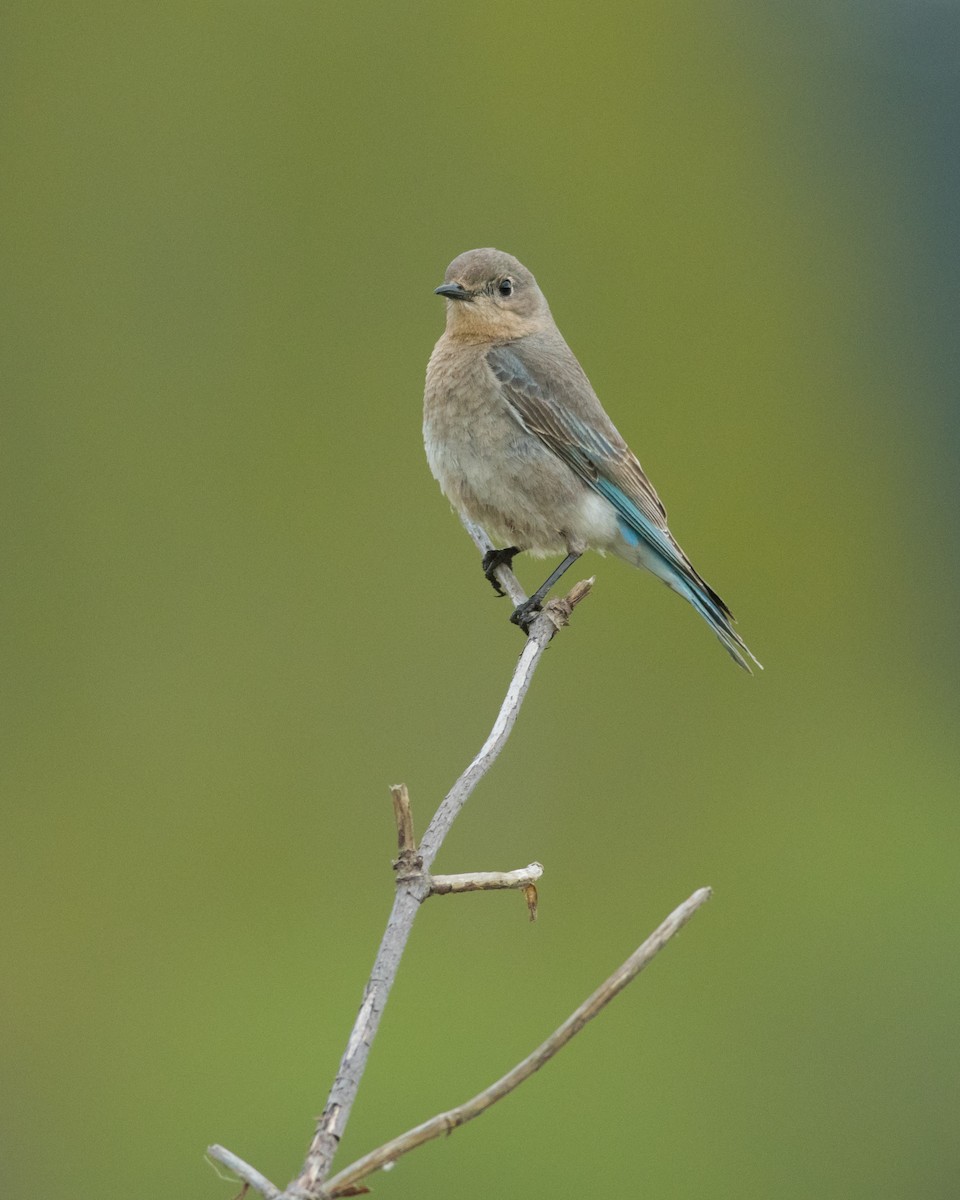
[423,248,760,671]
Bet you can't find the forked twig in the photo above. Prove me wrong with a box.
[324,887,712,1197]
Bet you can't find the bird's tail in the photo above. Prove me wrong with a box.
[611,511,762,673]
[670,573,762,674]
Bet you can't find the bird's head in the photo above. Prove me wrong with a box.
[434,248,551,342]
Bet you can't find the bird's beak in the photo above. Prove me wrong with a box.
[434,282,472,301]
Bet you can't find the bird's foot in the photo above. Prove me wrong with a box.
[509,596,542,633]
[482,546,520,597]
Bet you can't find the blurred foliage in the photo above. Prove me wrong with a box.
[2,2,958,1198]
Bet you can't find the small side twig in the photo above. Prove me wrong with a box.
[390,783,420,879]
[323,887,712,1198]
[428,861,543,895]
[391,783,416,856]
[430,860,543,920]
[207,1146,279,1200]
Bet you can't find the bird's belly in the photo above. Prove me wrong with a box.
[426,420,617,556]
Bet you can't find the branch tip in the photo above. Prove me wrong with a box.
[540,577,594,629]
[568,576,595,606]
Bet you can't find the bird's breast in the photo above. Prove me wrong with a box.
[423,338,617,555]
[424,352,509,524]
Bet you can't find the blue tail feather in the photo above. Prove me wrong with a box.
[605,492,761,672]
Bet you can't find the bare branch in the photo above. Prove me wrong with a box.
[323,887,713,1198]
[288,881,426,1198]
[428,861,544,895]
[272,566,592,1197]
[207,1145,279,1199]
[417,578,592,871]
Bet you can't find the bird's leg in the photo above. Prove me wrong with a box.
[510,552,582,630]
[481,545,521,597]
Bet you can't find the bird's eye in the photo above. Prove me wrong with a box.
[498,278,514,296]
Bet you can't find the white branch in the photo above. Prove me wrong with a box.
[207,1145,279,1199]
[429,862,544,895]
[417,577,592,870]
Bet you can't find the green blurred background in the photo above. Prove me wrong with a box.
[3,2,958,1197]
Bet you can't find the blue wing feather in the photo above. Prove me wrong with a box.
[487,343,760,671]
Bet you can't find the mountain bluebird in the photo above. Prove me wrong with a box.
[423,248,760,672]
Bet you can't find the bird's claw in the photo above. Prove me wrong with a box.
[509,597,542,633]
[482,546,520,597]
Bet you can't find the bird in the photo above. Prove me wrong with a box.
[423,248,760,672]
